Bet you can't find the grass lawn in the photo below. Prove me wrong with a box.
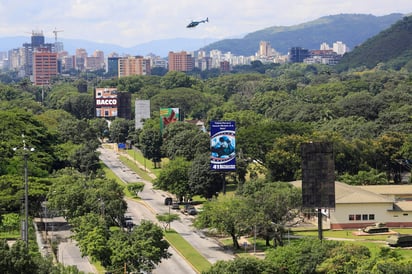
[124,149,167,178]
[118,155,153,182]
[164,230,211,273]
[0,231,20,239]
[292,228,412,259]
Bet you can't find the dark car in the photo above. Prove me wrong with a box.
[184,204,197,215]
[122,216,134,228]
[187,207,197,215]
[171,202,180,210]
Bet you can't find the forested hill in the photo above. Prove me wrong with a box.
[202,13,404,56]
[336,15,412,71]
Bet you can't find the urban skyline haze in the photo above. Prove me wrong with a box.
[0,0,411,49]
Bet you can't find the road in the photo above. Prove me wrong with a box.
[98,146,234,272]
[59,240,97,274]
[125,199,196,274]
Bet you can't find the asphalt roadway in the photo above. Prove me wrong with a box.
[35,146,234,274]
[99,146,235,272]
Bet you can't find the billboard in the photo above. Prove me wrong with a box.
[160,108,179,131]
[95,88,118,117]
[301,142,335,209]
[210,121,236,171]
[135,100,151,130]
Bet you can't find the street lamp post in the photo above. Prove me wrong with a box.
[14,135,35,247]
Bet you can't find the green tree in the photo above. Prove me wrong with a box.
[265,238,341,274]
[117,75,144,93]
[61,93,95,119]
[44,83,78,109]
[0,109,56,177]
[139,124,162,168]
[317,243,371,273]
[188,152,223,199]
[240,180,302,247]
[374,132,406,182]
[194,196,253,249]
[47,170,126,225]
[109,118,133,143]
[161,122,209,161]
[203,257,270,274]
[70,213,110,265]
[156,213,180,231]
[154,157,192,201]
[0,239,77,274]
[127,182,145,197]
[339,169,388,185]
[265,134,309,181]
[334,91,381,120]
[151,87,209,119]
[0,213,20,232]
[107,220,170,273]
[160,71,197,89]
[237,120,312,168]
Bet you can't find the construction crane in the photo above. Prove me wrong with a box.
[52,28,64,42]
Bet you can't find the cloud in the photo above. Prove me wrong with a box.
[0,0,411,47]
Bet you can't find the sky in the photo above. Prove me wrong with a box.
[0,0,412,47]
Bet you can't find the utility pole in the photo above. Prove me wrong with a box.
[14,135,35,247]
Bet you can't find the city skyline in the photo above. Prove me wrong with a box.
[0,1,411,48]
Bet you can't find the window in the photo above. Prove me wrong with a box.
[349,213,375,221]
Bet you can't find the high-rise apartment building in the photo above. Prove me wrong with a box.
[107,56,120,77]
[32,48,58,86]
[259,41,271,57]
[22,31,54,76]
[320,42,330,50]
[168,51,194,72]
[85,50,105,71]
[289,47,310,63]
[333,41,349,55]
[75,48,88,71]
[118,56,151,77]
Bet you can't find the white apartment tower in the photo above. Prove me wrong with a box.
[333,41,349,55]
[320,42,330,50]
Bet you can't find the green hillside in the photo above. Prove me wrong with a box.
[202,13,403,56]
[336,15,412,71]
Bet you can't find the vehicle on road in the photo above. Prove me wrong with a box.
[171,202,180,210]
[184,204,197,215]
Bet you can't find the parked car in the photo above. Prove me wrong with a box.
[187,207,197,215]
[171,202,180,210]
[122,215,134,228]
[184,204,197,215]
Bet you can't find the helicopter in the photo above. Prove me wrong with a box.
[186,17,208,28]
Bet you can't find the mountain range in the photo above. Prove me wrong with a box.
[0,13,407,58]
[337,14,412,71]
